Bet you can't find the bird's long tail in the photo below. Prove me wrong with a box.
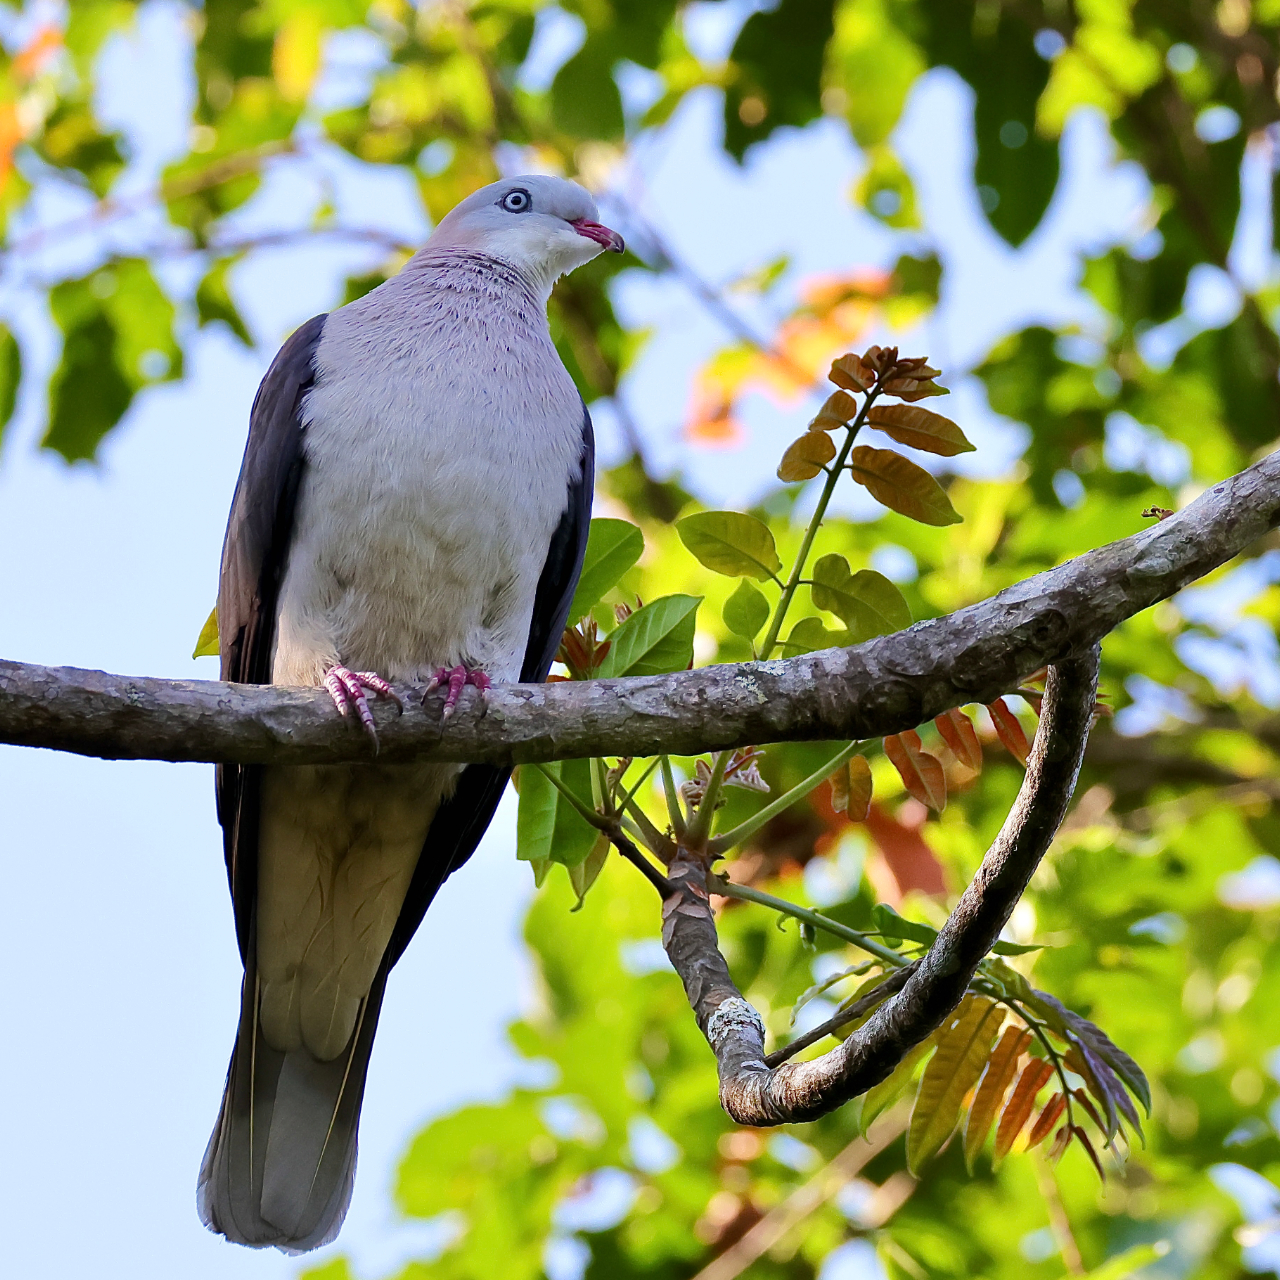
[197,942,388,1253]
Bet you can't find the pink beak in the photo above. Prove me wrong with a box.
[571,219,625,254]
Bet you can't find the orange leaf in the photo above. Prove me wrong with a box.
[849,445,962,526]
[883,730,946,812]
[778,431,836,481]
[1027,1093,1067,1148]
[964,1025,1031,1170]
[845,754,872,822]
[863,803,946,898]
[988,699,1031,766]
[866,403,974,457]
[1048,1124,1072,1161]
[994,1058,1054,1160]
[811,389,860,431]
[830,353,875,391]
[934,707,983,772]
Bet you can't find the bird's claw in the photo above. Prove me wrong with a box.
[424,664,491,719]
[324,666,404,745]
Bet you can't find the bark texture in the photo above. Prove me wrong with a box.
[0,450,1275,767]
[659,649,1100,1126]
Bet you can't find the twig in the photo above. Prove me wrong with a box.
[690,1108,909,1280]
[659,649,1101,1126]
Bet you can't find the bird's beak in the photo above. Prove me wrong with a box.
[571,219,625,253]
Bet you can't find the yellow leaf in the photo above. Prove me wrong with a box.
[810,389,860,431]
[192,605,219,659]
[849,445,962,526]
[272,11,324,103]
[963,1025,1030,1170]
[841,754,873,821]
[777,430,836,481]
[906,996,1000,1174]
[867,403,974,456]
[859,1034,936,1136]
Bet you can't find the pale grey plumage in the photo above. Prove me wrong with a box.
[201,175,616,1251]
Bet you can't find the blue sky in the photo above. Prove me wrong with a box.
[0,3,1267,1278]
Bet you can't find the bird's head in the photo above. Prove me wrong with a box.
[426,175,624,296]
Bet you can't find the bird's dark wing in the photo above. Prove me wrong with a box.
[384,403,595,968]
[216,314,327,961]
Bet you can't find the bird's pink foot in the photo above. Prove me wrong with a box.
[323,666,404,743]
[424,664,491,719]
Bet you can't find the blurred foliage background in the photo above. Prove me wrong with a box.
[4,1,1280,1278]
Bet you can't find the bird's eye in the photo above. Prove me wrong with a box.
[500,189,531,213]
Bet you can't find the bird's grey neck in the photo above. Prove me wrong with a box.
[405,250,548,309]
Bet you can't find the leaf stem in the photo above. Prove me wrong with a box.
[712,877,908,967]
[531,763,610,830]
[709,739,865,853]
[659,755,685,835]
[758,383,883,659]
[686,749,730,846]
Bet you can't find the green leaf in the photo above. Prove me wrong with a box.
[569,836,610,910]
[568,518,645,622]
[0,322,21,446]
[782,616,850,656]
[872,903,938,947]
[44,260,182,462]
[991,939,1046,956]
[516,759,600,868]
[810,556,912,640]
[722,579,770,641]
[677,511,782,581]
[594,595,701,679]
[196,257,253,346]
[193,606,219,659]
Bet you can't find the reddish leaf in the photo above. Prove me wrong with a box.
[866,403,974,456]
[863,802,947,898]
[810,389,860,430]
[934,707,983,772]
[830,353,875,392]
[1048,1125,1072,1162]
[987,698,1031,766]
[1072,1125,1107,1179]
[778,430,836,481]
[883,730,947,811]
[1027,1093,1067,1148]
[964,1025,1030,1170]
[994,1058,1054,1160]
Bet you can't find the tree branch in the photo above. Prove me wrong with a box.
[0,451,1275,766]
[659,648,1100,1126]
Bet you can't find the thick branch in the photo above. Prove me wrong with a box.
[660,649,1100,1126]
[0,451,1276,766]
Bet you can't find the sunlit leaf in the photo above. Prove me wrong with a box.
[783,615,850,655]
[569,835,610,909]
[964,1025,1031,1170]
[810,388,860,430]
[830,754,872,820]
[934,707,983,771]
[883,730,947,811]
[860,1034,936,1136]
[777,430,835,481]
[722,578,770,641]
[881,374,948,401]
[849,445,962,526]
[810,555,912,639]
[872,903,938,946]
[907,996,1000,1173]
[994,1058,1054,1161]
[193,606,219,659]
[677,511,782,580]
[594,595,700,678]
[867,403,974,456]
[988,698,1031,765]
[569,518,645,622]
[1026,1092,1067,1149]
[516,759,599,868]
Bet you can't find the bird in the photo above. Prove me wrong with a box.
[199,174,623,1251]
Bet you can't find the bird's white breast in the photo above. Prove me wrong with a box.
[271,253,585,688]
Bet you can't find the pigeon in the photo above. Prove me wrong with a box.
[199,175,623,1251]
